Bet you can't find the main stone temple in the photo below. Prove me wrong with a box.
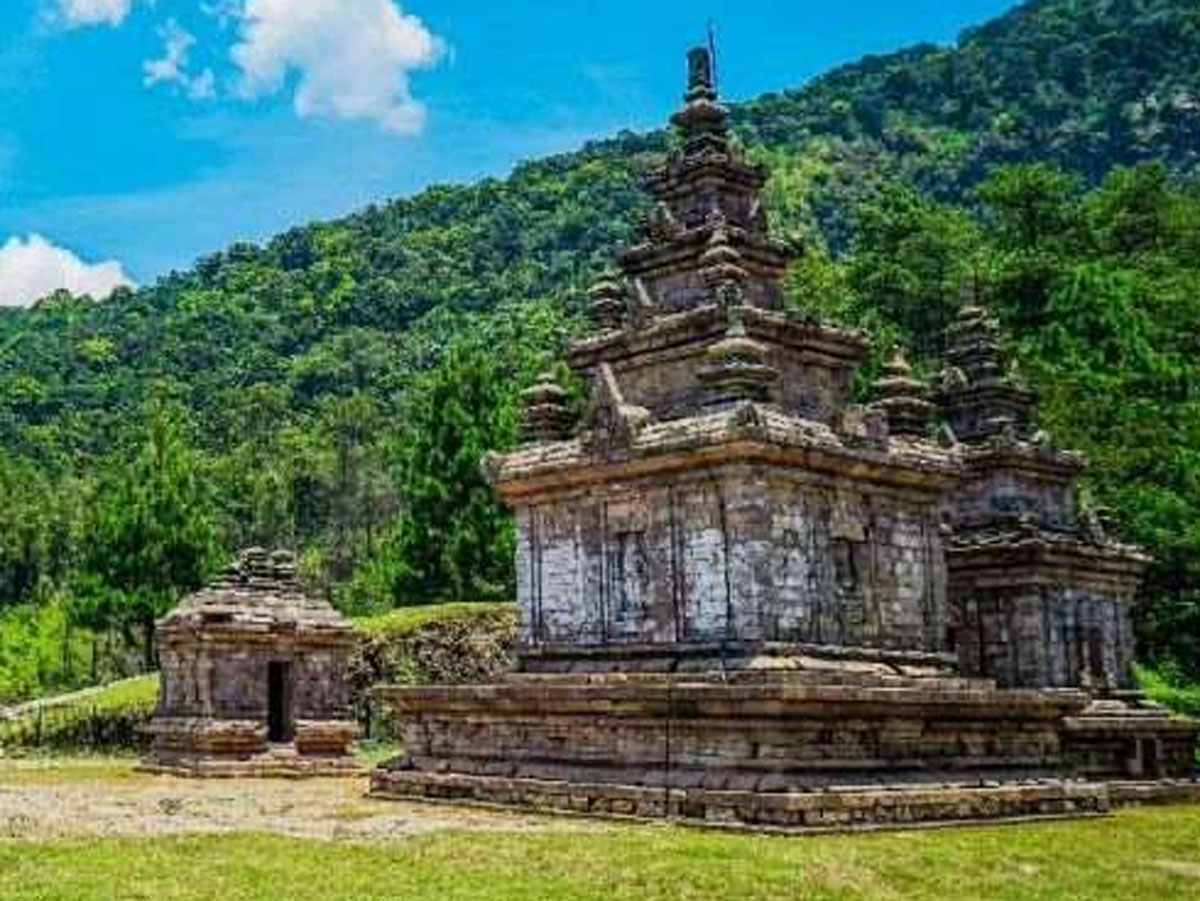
[371,48,1198,829]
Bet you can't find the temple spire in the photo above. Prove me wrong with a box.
[672,45,730,157]
[686,45,717,102]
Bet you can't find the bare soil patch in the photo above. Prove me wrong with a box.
[1153,860,1200,881]
[0,759,585,842]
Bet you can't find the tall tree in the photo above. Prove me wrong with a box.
[975,164,1084,330]
[363,343,520,609]
[847,184,982,356]
[82,403,219,669]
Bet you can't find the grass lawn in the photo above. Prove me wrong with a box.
[352,602,515,639]
[0,675,159,750]
[2,804,1198,901]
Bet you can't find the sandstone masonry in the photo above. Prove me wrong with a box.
[371,47,1198,830]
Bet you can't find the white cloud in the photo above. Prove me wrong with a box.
[200,0,242,30]
[231,0,444,134]
[143,20,217,100]
[56,0,138,29]
[0,235,134,307]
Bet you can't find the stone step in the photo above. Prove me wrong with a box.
[370,768,1111,832]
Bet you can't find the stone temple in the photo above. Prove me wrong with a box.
[371,48,1198,829]
[145,548,359,777]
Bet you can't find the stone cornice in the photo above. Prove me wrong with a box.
[488,402,959,502]
[619,227,792,287]
[961,440,1087,481]
[947,531,1151,593]
[569,304,869,373]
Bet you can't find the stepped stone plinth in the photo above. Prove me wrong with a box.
[370,46,1197,830]
[143,548,360,777]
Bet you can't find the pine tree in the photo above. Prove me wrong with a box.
[384,343,519,607]
[82,403,219,669]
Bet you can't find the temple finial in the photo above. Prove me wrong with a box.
[673,46,729,157]
[687,46,717,102]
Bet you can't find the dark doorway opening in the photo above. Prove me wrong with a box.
[1140,737,1161,779]
[267,661,294,744]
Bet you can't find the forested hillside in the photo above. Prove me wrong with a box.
[2,0,1199,701]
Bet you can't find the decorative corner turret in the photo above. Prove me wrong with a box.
[698,308,779,405]
[701,213,749,308]
[939,303,1035,443]
[520,370,576,445]
[588,270,627,332]
[871,350,935,438]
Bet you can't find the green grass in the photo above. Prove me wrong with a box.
[0,756,144,785]
[2,673,160,717]
[0,674,159,751]
[1,807,1198,900]
[352,602,516,639]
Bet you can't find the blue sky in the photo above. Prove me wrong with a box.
[0,0,1020,304]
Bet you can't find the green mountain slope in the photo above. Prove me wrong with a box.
[4,0,1199,465]
[1,0,1199,679]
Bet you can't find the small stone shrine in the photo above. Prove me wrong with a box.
[940,304,1147,692]
[937,303,1196,779]
[371,47,1198,830]
[144,548,359,777]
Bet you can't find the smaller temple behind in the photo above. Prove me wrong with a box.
[939,305,1151,693]
[144,548,359,777]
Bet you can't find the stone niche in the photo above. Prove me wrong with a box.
[371,46,1199,831]
[143,548,359,777]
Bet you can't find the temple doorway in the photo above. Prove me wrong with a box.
[267,661,294,744]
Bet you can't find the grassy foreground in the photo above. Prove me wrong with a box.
[1,806,1198,901]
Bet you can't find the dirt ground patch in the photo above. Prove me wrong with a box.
[1153,860,1200,881]
[0,759,588,842]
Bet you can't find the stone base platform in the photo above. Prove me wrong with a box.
[370,769,1111,832]
[140,753,363,779]
[371,670,1197,830]
[1064,696,1200,779]
[1106,779,1200,807]
[143,717,360,778]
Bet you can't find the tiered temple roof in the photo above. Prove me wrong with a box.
[159,548,352,638]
